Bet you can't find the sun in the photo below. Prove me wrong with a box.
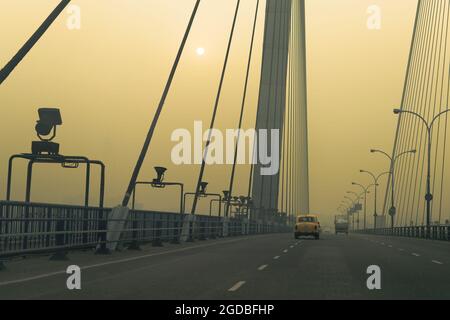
[196,47,205,56]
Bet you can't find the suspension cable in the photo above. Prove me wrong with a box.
[0,0,71,85]
[382,0,422,220]
[191,0,242,215]
[225,0,261,218]
[122,0,202,207]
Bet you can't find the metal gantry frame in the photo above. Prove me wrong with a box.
[7,153,105,207]
[5,152,108,256]
[131,181,184,214]
[184,192,222,216]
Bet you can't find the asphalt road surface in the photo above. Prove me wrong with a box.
[1,233,450,299]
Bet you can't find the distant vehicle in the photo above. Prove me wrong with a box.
[335,215,349,235]
[322,226,332,234]
[295,215,321,240]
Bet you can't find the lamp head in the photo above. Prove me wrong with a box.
[393,108,402,115]
[222,190,230,200]
[153,167,167,183]
[199,182,208,195]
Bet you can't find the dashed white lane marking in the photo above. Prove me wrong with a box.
[283,249,288,253]
[290,245,294,249]
[398,248,405,251]
[432,260,443,265]
[258,265,268,271]
[388,245,393,248]
[273,256,280,260]
[381,242,385,246]
[228,281,246,292]
[412,253,421,257]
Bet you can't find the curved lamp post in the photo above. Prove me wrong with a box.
[341,199,352,219]
[370,148,416,229]
[345,196,356,231]
[342,198,353,212]
[360,170,391,230]
[351,182,376,230]
[393,108,450,238]
[346,191,367,230]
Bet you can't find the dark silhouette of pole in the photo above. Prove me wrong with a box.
[121,0,202,207]
[360,170,390,229]
[370,149,415,229]
[344,196,356,231]
[345,193,362,231]
[0,0,71,85]
[352,182,376,230]
[393,108,450,238]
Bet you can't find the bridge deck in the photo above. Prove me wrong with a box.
[1,233,450,299]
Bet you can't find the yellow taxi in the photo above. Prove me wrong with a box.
[294,214,321,240]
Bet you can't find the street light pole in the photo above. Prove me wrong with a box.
[344,196,355,230]
[370,148,416,230]
[393,108,450,238]
[352,182,376,230]
[360,170,390,231]
[346,192,364,230]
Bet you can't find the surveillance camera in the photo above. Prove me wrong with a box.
[38,108,62,126]
[32,108,62,155]
[35,108,62,141]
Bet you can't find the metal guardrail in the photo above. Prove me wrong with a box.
[0,201,288,260]
[357,225,450,241]
[0,201,108,258]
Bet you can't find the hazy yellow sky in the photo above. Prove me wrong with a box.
[0,0,419,225]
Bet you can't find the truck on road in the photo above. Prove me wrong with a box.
[335,215,349,235]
